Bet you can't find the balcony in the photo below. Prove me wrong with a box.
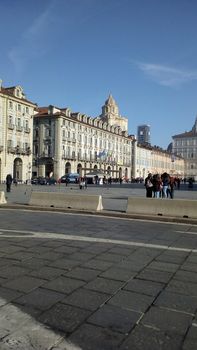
[16,126,23,132]
[7,146,16,154]
[26,148,31,155]
[24,127,31,133]
[8,123,14,130]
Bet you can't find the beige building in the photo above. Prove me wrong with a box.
[172,117,197,180]
[0,81,36,183]
[135,143,185,179]
[33,96,135,180]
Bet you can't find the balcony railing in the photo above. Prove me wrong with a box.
[7,146,31,155]
[16,126,23,132]
[24,127,31,133]
[8,123,14,130]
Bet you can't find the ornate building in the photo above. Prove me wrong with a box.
[33,96,135,180]
[172,117,197,180]
[0,81,36,182]
[135,143,185,179]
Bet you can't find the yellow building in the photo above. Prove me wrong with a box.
[135,143,185,179]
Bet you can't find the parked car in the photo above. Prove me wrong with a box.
[31,177,47,185]
[31,177,38,185]
[39,177,48,185]
[47,177,57,185]
[60,173,80,183]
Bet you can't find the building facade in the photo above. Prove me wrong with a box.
[137,124,151,144]
[0,81,36,182]
[135,143,185,180]
[33,96,135,180]
[172,117,197,180]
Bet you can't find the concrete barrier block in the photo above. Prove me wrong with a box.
[126,197,197,219]
[29,192,103,211]
[0,191,7,204]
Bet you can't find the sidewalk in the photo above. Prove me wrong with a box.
[0,209,196,349]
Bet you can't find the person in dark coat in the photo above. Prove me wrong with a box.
[6,174,13,192]
[144,173,153,198]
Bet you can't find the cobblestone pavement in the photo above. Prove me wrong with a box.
[0,209,197,349]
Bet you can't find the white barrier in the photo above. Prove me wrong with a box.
[0,191,7,204]
[29,192,103,211]
[126,197,197,219]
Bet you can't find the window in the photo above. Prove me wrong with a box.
[26,107,29,113]
[18,104,21,112]
[9,101,13,109]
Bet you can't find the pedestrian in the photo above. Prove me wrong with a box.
[6,173,13,192]
[167,177,176,199]
[152,174,163,199]
[144,173,153,198]
[161,172,170,198]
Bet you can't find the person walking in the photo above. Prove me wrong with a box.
[6,174,13,192]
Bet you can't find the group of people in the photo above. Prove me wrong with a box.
[145,172,176,199]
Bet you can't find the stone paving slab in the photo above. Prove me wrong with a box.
[119,324,184,350]
[108,289,155,313]
[62,288,110,311]
[99,266,137,282]
[15,287,66,310]
[123,278,165,297]
[0,321,64,350]
[141,306,193,336]
[69,323,125,350]
[87,304,141,334]
[154,290,197,314]
[84,277,123,295]
[42,276,85,294]
[64,266,101,282]
[183,326,197,350]
[165,279,197,296]
[2,275,46,293]
[38,302,91,333]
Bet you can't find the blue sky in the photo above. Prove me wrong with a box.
[1,0,197,148]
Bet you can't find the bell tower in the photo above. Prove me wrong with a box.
[99,94,128,131]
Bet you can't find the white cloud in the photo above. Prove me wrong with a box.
[135,62,197,87]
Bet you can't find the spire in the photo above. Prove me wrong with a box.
[105,94,116,106]
[192,115,197,133]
